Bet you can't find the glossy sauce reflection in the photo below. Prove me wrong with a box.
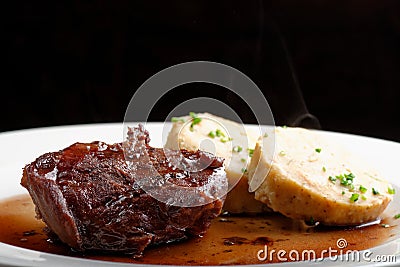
[0,195,397,265]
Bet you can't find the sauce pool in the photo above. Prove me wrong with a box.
[0,194,397,265]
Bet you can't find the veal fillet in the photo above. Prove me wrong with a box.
[21,125,227,256]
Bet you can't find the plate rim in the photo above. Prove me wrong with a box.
[0,123,399,267]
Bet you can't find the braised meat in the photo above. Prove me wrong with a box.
[21,125,227,257]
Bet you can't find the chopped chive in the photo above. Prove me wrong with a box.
[359,185,367,193]
[348,184,355,191]
[350,193,359,202]
[322,166,326,172]
[333,173,355,190]
[247,148,254,157]
[189,112,196,117]
[372,188,380,195]
[208,131,216,138]
[263,133,269,138]
[241,167,247,173]
[315,148,322,153]
[282,125,287,129]
[232,146,243,153]
[189,112,202,132]
[339,175,347,185]
[240,158,246,163]
[215,129,225,137]
[342,191,345,195]
[394,214,400,219]
[388,187,395,195]
[190,118,202,131]
[381,224,390,228]
[345,173,355,180]
[329,176,336,183]
[361,195,367,201]
[171,117,185,123]
[220,137,232,143]
[279,150,286,156]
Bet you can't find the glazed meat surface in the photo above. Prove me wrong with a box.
[21,125,227,256]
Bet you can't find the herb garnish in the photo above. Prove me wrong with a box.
[359,185,367,193]
[329,173,357,192]
[208,131,216,138]
[171,117,185,123]
[209,129,232,143]
[315,148,322,153]
[394,214,400,219]
[388,187,395,195]
[215,129,225,137]
[233,146,243,153]
[189,112,202,131]
[339,173,355,186]
[372,188,380,195]
[348,183,355,191]
[220,137,232,143]
[350,193,359,202]
[247,148,254,157]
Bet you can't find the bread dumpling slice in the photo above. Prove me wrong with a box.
[247,127,394,225]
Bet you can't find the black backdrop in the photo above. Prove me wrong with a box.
[3,1,400,141]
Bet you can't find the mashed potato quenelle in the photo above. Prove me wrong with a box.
[165,112,271,214]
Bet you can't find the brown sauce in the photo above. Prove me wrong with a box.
[0,194,397,265]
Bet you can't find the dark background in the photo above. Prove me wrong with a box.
[3,1,400,141]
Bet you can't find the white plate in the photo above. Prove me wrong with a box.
[0,123,399,267]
